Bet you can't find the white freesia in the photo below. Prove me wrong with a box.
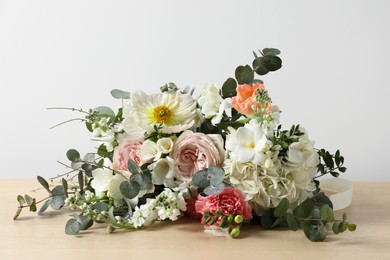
[91,168,113,197]
[226,119,270,164]
[156,137,174,154]
[123,90,197,138]
[211,98,232,125]
[138,140,158,163]
[150,156,176,186]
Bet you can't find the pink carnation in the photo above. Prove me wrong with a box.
[195,187,252,225]
[171,131,224,181]
[112,138,143,178]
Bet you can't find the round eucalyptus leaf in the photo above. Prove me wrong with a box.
[262,56,282,71]
[262,48,281,56]
[66,149,80,162]
[191,170,210,188]
[120,181,140,199]
[111,89,131,99]
[253,58,269,75]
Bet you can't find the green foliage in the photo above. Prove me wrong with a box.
[65,214,93,236]
[235,65,254,84]
[252,48,282,76]
[66,149,80,162]
[270,124,304,160]
[51,185,66,210]
[316,149,346,179]
[37,176,50,193]
[274,198,289,217]
[127,159,143,175]
[38,199,51,215]
[221,77,237,98]
[110,89,131,99]
[97,144,112,158]
[191,166,226,196]
[120,180,140,199]
[257,194,357,241]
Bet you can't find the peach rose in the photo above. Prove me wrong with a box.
[112,138,143,178]
[232,82,269,115]
[171,131,224,181]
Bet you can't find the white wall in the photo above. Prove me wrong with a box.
[1,0,389,181]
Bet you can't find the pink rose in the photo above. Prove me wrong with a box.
[195,187,252,225]
[112,138,143,178]
[171,131,224,181]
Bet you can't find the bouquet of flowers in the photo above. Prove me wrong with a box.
[14,48,356,241]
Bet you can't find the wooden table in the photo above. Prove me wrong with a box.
[1,180,389,259]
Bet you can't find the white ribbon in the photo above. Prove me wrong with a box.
[319,178,353,211]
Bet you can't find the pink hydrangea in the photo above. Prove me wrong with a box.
[195,187,252,225]
[112,138,143,178]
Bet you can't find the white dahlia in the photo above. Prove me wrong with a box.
[123,90,197,139]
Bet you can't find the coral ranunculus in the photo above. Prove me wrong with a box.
[232,82,267,115]
[112,138,143,178]
[195,187,252,225]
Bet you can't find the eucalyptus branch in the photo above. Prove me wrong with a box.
[47,107,90,115]
[49,118,86,129]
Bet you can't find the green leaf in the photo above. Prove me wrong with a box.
[29,199,37,212]
[327,207,335,222]
[111,89,131,99]
[97,144,112,158]
[13,207,22,220]
[332,222,340,234]
[274,198,289,217]
[303,221,327,242]
[342,212,347,221]
[221,78,237,98]
[191,169,210,188]
[51,185,66,210]
[208,166,225,186]
[294,198,314,218]
[17,195,25,206]
[92,106,115,119]
[210,216,220,226]
[339,167,347,173]
[127,159,143,175]
[204,183,225,195]
[286,213,298,231]
[92,201,110,212]
[320,204,330,220]
[262,56,282,71]
[271,217,284,228]
[262,48,281,56]
[339,221,348,232]
[261,210,273,228]
[38,199,51,215]
[133,172,153,190]
[61,178,68,197]
[120,180,140,199]
[75,214,93,231]
[348,223,357,231]
[66,149,80,162]
[65,218,81,236]
[235,65,254,84]
[78,171,84,194]
[24,194,33,206]
[37,176,50,193]
[253,58,269,76]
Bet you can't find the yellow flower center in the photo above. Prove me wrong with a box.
[248,142,255,149]
[153,105,172,124]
